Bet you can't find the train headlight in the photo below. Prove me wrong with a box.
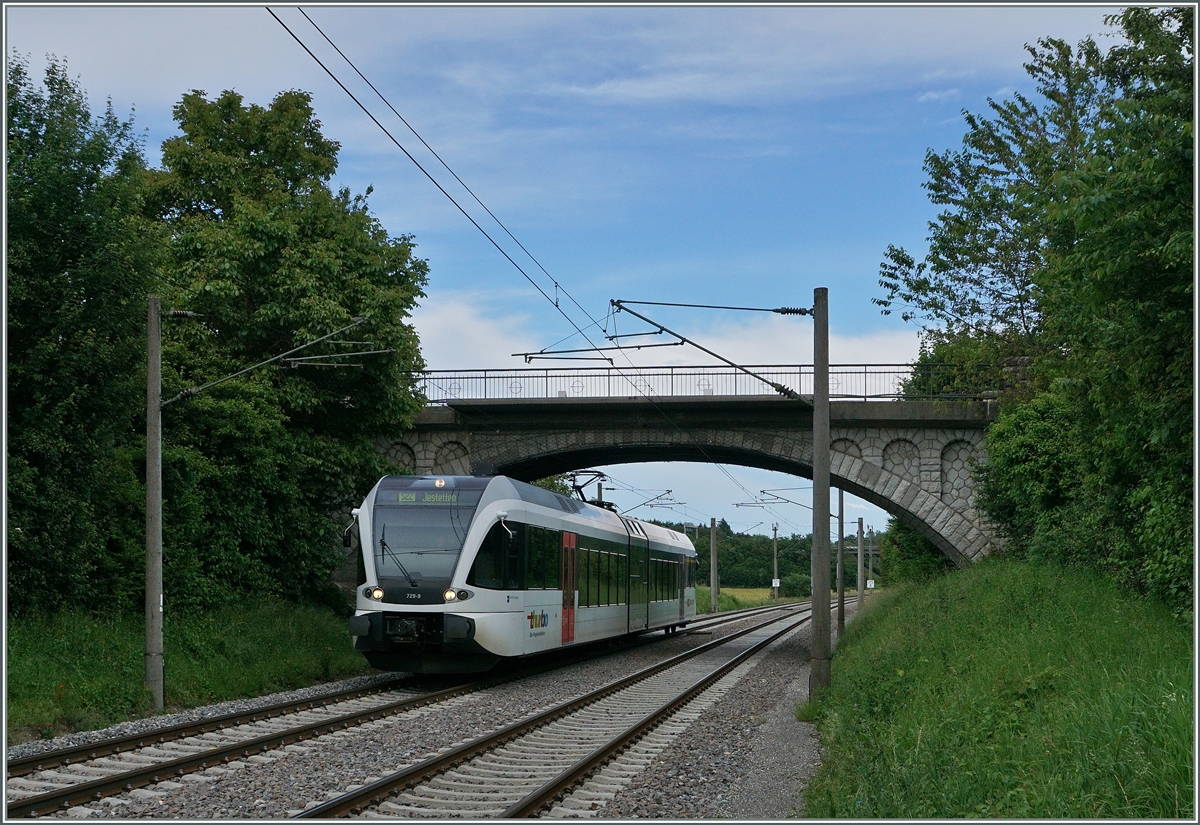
[458,590,470,601]
[365,587,384,600]
[443,588,458,602]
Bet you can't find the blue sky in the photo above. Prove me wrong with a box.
[6,4,1116,538]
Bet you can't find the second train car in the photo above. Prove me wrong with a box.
[347,474,699,673]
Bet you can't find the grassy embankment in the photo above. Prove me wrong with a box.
[800,557,1193,818]
[7,600,370,744]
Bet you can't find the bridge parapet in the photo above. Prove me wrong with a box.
[417,364,997,404]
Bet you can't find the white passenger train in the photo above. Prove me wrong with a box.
[347,475,699,673]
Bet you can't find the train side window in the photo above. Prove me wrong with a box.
[577,548,586,606]
[605,552,616,606]
[544,530,561,590]
[527,526,551,589]
[588,548,598,606]
[590,549,600,606]
[617,553,626,604]
[505,523,524,590]
[468,522,507,589]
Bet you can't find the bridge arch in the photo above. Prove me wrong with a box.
[386,397,999,567]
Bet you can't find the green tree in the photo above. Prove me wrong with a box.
[531,474,573,497]
[974,392,1084,551]
[882,8,1193,615]
[878,33,1111,401]
[6,55,155,614]
[144,89,429,609]
[878,518,956,585]
[1032,7,1193,611]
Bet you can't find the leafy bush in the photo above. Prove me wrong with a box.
[780,573,811,598]
[878,518,956,584]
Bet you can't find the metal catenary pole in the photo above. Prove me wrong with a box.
[857,517,865,607]
[868,535,874,599]
[810,287,831,693]
[772,523,779,604]
[837,487,845,638]
[709,518,719,613]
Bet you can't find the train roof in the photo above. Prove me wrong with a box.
[371,474,694,554]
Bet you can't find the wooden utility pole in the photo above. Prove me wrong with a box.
[145,297,164,711]
[810,287,831,693]
[709,518,719,613]
[144,310,367,713]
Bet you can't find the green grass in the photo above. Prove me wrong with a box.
[696,585,797,613]
[801,557,1193,818]
[7,599,371,743]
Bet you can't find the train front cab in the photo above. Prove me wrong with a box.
[348,475,697,673]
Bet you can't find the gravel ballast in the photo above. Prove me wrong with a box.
[15,604,848,819]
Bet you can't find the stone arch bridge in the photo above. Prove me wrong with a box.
[381,367,998,566]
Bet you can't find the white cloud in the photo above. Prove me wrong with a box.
[413,292,920,375]
[411,294,541,371]
[917,89,961,104]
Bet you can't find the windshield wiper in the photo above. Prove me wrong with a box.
[379,526,419,588]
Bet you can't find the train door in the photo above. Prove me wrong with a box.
[561,532,577,644]
[678,558,686,622]
[627,531,649,632]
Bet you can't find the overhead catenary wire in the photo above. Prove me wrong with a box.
[294,7,599,331]
[268,9,572,325]
[269,8,807,527]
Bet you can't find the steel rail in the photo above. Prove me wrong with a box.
[7,601,802,819]
[5,676,500,819]
[295,608,809,818]
[502,611,811,817]
[690,599,808,627]
[6,600,788,782]
[7,603,797,817]
[6,677,412,779]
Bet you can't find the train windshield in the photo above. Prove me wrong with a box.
[372,490,483,583]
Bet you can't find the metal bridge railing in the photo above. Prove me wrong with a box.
[417,364,997,403]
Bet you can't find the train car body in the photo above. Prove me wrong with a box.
[348,475,699,673]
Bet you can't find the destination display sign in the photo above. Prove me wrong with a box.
[394,490,466,505]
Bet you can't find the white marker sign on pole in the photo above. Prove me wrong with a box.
[867,580,875,589]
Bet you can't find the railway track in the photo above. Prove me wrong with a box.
[296,606,812,819]
[6,601,804,819]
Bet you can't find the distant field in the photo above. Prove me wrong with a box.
[696,585,797,613]
[721,587,773,601]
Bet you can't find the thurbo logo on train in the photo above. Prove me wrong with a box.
[527,610,549,630]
